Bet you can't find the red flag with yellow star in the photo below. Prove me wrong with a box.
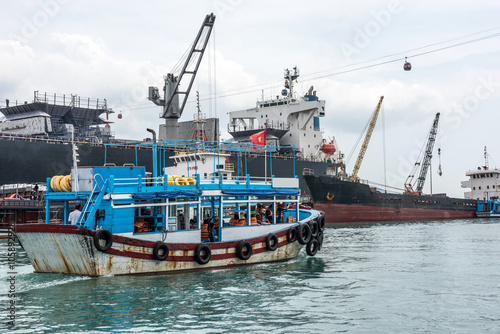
[249,129,266,149]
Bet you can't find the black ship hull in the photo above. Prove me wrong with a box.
[304,174,476,225]
[0,138,335,194]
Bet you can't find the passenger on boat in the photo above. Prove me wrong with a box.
[255,202,265,217]
[68,203,82,225]
[277,202,289,223]
[229,213,240,226]
[265,204,273,223]
[189,219,196,229]
[257,214,270,225]
[250,213,259,225]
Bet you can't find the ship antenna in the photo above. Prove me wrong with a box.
[484,146,489,169]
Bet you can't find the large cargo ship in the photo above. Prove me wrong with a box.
[0,67,338,191]
[304,174,476,225]
[303,111,477,224]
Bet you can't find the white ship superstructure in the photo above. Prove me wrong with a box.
[461,147,500,200]
[228,67,341,163]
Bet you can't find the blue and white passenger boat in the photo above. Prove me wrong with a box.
[15,133,325,276]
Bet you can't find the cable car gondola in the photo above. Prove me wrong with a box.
[403,57,412,71]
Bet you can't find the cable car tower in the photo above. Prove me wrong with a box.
[148,13,216,140]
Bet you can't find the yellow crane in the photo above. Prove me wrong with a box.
[350,96,384,182]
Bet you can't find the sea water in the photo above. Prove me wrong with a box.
[1,219,499,333]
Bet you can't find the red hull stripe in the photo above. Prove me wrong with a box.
[14,223,292,261]
[315,203,475,224]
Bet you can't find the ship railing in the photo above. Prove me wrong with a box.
[33,91,109,110]
[110,174,276,190]
[0,133,106,147]
[227,120,290,133]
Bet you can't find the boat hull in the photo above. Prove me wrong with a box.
[313,203,475,225]
[304,175,476,224]
[15,224,304,276]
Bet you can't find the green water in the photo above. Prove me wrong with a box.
[1,219,499,333]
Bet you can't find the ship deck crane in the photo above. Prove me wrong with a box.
[148,13,216,140]
[350,96,384,182]
[404,112,440,195]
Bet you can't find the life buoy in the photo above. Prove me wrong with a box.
[309,221,319,238]
[297,223,312,245]
[185,177,196,185]
[265,233,279,251]
[94,229,113,252]
[194,244,211,265]
[317,215,326,232]
[176,177,188,185]
[236,240,252,260]
[306,239,319,256]
[153,242,169,261]
[286,227,297,243]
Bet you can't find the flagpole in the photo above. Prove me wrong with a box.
[265,145,267,183]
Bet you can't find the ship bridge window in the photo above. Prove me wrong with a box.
[313,117,320,131]
[270,102,277,106]
[278,102,284,106]
[481,174,485,178]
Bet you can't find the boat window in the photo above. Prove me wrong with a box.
[493,185,496,188]
[487,186,490,189]
[479,186,482,190]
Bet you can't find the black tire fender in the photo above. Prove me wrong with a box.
[306,239,319,256]
[316,231,324,251]
[94,229,113,252]
[153,242,169,261]
[236,240,252,260]
[194,244,211,265]
[286,227,297,243]
[317,215,326,232]
[265,233,279,251]
[297,223,312,245]
[309,221,319,238]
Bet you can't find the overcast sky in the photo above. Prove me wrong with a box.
[1,0,499,198]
